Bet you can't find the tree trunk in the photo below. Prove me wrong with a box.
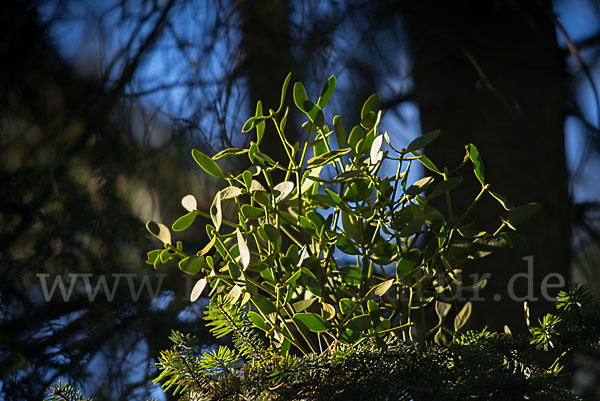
[237,0,299,173]
[406,1,571,332]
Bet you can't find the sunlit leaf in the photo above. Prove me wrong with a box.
[211,192,222,231]
[273,181,294,203]
[293,312,329,333]
[236,228,250,268]
[146,221,171,244]
[361,94,380,119]
[292,297,316,313]
[333,115,346,148]
[212,148,248,159]
[317,75,336,109]
[172,211,197,231]
[454,301,472,331]
[181,194,197,211]
[248,311,268,332]
[220,186,243,200]
[179,255,205,275]
[190,278,207,302]
[467,143,485,186]
[192,149,225,178]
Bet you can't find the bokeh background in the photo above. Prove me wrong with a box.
[1,0,600,399]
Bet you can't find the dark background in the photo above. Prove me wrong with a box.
[1,0,600,400]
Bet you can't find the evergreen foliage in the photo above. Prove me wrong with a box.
[45,74,600,400]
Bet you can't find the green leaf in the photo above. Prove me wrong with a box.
[406,176,434,196]
[248,311,268,332]
[397,249,420,276]
[293,312,329,333]
[197,234,217,256]
[507,203,542,225]
[302,100,324,126]
[146,249,161,266]
[361,94,380,119]
[307,148,351,168]
[301,267,321,297]
[317,76,336,109]
[333,115,346,148]
[190,278,207,302]
[293,82,308,112]
[211,192,222,231]
[292,297,317,313]
[431,176,463,197]
[340,265,362,285]
[172,211,197,231]
[348,126,364,154]
[255,101,265,144]
[347,314,372,331]
[336,235,359,255]
[212,148,248,159]
[454,301,472,331]
[253,294,277,320]
[236,228,250,268]
[241,205,264,219]
[181,194,197,211]
[411,153,440,173]
[277,72,292,113]
[339,298,355,315]
[467,143,485,186]
[146,221,171,244]
[242,170,253,191]
[192,149,225,178]
[406,129,441,152]
[489,191,514,211]
[497,231,527,247]
[242,117,256,133]
[341,212,361,242]
[179,255,205,275]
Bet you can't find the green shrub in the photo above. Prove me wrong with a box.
[46,74,599,401]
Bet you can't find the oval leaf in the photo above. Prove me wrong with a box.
[273,181,294,203]
[507,203,542,225]
[361,94,380,119]
[431,177,463,197]
[467,143,485,186]
[220,186,243,200]
[146,221,171,244]
[248,311,268,331]
[172,211,197,231]
[192,149,225,177]
[190,278,207,302]
[407,129,441,152]
[181,194,197,211]
[211,192,222,231]
[236,228,250,268]
[317,75,336,109]
[454,301,472,331]
[293,82,308,111]
[293,312,329,333]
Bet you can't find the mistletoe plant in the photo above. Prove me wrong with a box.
[146,73,538,356]
[45,74,600,401]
